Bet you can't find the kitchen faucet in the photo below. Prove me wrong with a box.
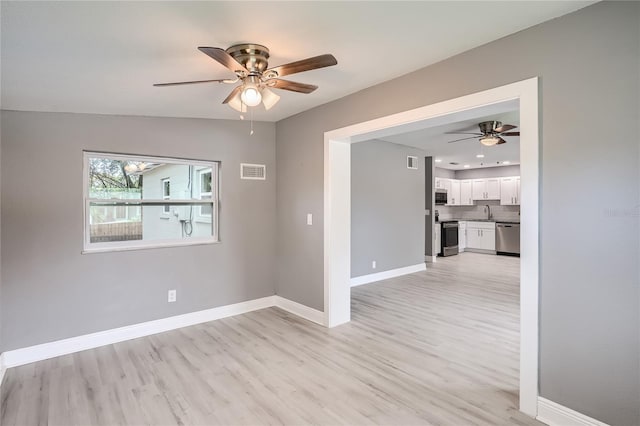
[484,204,492,220]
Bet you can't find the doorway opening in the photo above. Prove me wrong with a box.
[323,78,539,416]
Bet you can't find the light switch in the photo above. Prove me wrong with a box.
[307,213,313,225]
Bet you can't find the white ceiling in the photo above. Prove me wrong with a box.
[1,1,593,122]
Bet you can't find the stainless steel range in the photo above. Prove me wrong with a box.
[440,220,459,257]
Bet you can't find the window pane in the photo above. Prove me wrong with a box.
[89,202,213,243]
[201,172,212,193]
[200,204,213,216]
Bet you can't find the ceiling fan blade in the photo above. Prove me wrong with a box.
[153,79,229,87]
[198,47,249,75]
[447,136,480,143]
[444,131,483,136]
[222,85,243,105]
[500,131,520,136]
[496,137,507,145]
[494,124,517,133]
[266,79,318,94]
[265,54,337,78]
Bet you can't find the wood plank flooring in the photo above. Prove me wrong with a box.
[1,252,541,425]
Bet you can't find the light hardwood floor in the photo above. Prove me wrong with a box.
[1,253,541,425]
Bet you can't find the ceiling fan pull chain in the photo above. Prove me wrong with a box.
[250,108,254,136]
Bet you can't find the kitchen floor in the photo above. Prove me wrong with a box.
[1,252,535,425]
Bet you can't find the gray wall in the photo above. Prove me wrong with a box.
[434,167,455,179]
[275,2,639,425]
[1,111,277,351]
[455,164,520,180]
[351,140,425,277]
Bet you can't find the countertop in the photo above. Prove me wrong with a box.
[436,219,520,224]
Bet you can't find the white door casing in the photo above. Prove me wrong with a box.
[323,77,539,417]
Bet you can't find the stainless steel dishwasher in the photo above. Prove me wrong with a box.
[496,222,520,256]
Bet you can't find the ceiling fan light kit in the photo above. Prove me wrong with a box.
[154,42,337,114]
[479,136,500,146]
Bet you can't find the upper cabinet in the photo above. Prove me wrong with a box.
[500,177,520,205]
[448,179,461,205]
[437,175,519,206]
[472,178,500,200]
[460,180,473,205]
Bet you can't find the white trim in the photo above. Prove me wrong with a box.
[2,296,277,368]
[0,354,6,386]
[273,296,325,325]
[537,397,609,426]
[350,263,426,287]
[323,77,539,417]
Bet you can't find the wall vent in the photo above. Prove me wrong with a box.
[407,156,418,169]
[241,163,266,180]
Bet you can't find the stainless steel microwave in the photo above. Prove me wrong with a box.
[435,190,447,205]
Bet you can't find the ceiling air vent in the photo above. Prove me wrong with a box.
[241,163,266,180]
[407,156,418,169]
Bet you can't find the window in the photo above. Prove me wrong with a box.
[161,178,171,215]
[84,152,219,253]
[197,168,212,221]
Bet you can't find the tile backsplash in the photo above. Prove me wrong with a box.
[436,200,520,222]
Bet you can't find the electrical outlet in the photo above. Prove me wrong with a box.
[372,261,377,269]
[307,213,313,225]
[168,289,177,303]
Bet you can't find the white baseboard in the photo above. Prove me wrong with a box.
[350,263,426,287]
[2,295,279,369]
[274,296,325,325]
[0,353,6,386]
[537,397,609,426]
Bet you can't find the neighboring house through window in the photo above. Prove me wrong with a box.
[162,178,171,215]
[197,168,212,222]
[84,152,219,252]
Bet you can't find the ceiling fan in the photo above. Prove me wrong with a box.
[446,121,520,146]
[154,43,338,112]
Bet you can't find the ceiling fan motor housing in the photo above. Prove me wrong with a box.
[226,43,270,75]
[479,121,500,134]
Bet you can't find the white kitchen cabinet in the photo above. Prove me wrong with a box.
[448,179,461,205]
[460,180,473,205]
[486,178,500,199]
[472,178,500,200]
[500,176,521,205]
[472,179,486,200]
[435,177,450,190]
[434,223,441,255]
[466,221,496,251]
[458,221,466,252]
[500,177,517,205]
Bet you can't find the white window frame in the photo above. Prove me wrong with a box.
[196,167,213,223]
[161,178,171,215]
[83,151,220,253]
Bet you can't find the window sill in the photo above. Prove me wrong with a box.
[82,239,220,254]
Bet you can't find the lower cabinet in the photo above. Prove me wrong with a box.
[465,221,496,251]
[435,223,441,255]
[458,221,466,252]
